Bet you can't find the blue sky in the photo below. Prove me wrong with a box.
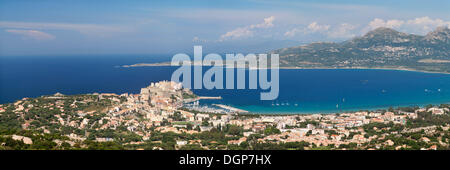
[0,0,449,56]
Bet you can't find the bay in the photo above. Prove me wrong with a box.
[1,55,450,114]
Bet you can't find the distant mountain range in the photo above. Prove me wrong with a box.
[271,27,450,73]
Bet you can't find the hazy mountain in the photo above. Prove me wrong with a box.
[271,27,450,73]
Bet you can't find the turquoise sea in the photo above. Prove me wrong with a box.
[1,55,450,114]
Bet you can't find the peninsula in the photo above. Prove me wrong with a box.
[121,27,450,74]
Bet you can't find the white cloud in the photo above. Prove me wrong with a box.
[327,23,356,39]
[406,17,450,34]
[365,17,450,35]
[407,17,449,27]
[284,22,353,39]
[251,16,275,29]
[284,16,450,42]
[307,22,330,32]
[220,27,254,40]
[284,22,330,37]
[219,16,275,41]
[6,29,55,40]
[0,21,128,36]
[284,28,300,37]
[368,18,404,29]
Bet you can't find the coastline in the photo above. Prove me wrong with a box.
[278,66,450,75]
[120,63,450,75]
[2,90,449,116]
[228,100,450,115]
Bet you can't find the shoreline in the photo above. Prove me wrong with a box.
[119,63,450,75]
[2,92,449,116]
[278,66,450,75]
[228,101,450,116]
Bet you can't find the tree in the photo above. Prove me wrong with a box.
[264,125,281,135]
[227,125,242,136]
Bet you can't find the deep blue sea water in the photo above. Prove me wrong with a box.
[1,55,450,114]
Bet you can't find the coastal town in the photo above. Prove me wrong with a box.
[1,80,450,150]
